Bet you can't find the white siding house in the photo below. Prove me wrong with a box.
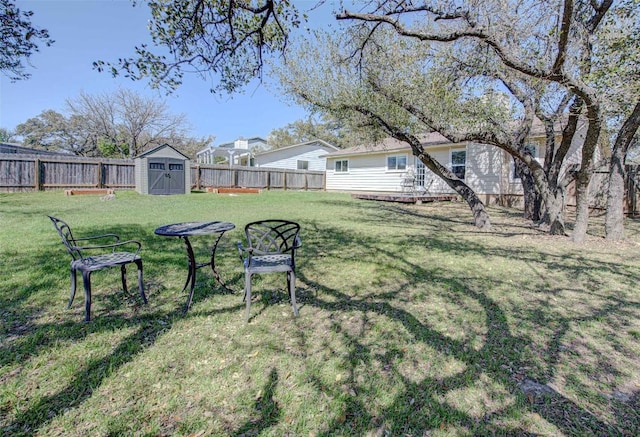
[254,139,339,171]
[325,137,415,192]
[196,137,268,165]
[325,120,588,204]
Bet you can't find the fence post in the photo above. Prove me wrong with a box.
[631,165,640,217]
[34,158,38,190]
[628,165,638,216]
[97,162,103,188]
[35,158,42,191]
[283,171,287,190]
[196,165,201,190]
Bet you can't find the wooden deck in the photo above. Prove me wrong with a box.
[351,192,457,204]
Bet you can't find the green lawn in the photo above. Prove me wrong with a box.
[1,190,639,436]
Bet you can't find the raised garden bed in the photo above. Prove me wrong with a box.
[64,189,115,196]
[207,187,262,194]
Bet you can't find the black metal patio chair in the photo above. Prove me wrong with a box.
[48,216,147,322]
[237,220,301,322]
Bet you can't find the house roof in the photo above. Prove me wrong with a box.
[255,139,339,157]
[0,142,69,156]
[324,117,569,159]
[217,136,267,149]
[136,143,190,160]
[199,147,252,158]
[324,132,453,158]
[196,136,268,157]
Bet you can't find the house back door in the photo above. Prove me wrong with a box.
[148,158,185,195]
[415,160,426,188]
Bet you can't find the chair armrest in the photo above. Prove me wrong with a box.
[293,235,302,250]
[238,241,259,263]
[75,233,121,243]
[74,239,142,256]
[116,239,143,256]
[237,241,247,261]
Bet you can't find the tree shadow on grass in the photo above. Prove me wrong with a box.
[290,220,637,435]
[2,202,639,435]
[298,272,626,435]
[232,367,281,437]
[0,222,245,435]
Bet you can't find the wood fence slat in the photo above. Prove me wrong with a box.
[1,154,325,193]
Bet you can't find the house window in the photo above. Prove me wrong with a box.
[511,143,537,181]
[297,160,309,170]
[451,150,466,179]
[387,155,407,171]
[335,159,349,173]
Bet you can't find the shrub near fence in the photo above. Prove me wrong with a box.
[0,154,326,192]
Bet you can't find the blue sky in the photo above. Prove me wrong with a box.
[0,0,340,144]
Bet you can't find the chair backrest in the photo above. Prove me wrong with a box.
[48,215,82,261]
[244,220,300,256]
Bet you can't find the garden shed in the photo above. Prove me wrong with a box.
[135,144,190,195]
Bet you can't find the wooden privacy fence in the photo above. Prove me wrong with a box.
[0,154,135,191]
[0,154,325,192]
[564,164,640,216]
[628,165,640,217]
[192,165,325,191]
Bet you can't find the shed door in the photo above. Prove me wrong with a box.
[148,158,185,195]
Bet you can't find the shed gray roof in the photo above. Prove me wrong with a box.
[136,143,190,160]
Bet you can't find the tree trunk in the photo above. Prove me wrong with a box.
[541,189,566,235]
[451,180,492,230]
[382,127,494,231]
[415,154,491,230]
[605,101,640,240]
[605,154,625,240]
[571,104,603,243]
[516,160,541,221]
[572,170,591,243]
[529,165,567,235]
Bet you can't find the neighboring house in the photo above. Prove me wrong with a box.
[196,137,268,166]
[0,142,65,155]
[254,139,339,171]
[324,120,588,204]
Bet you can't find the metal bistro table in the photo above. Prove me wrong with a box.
[155,221,235,312]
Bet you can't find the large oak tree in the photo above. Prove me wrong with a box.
[336,0,640,242]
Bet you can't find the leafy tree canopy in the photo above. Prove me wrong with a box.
[95,0,306,94]
[0,127,16,142]
[0,0,53,80]
[268,115,355,149]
